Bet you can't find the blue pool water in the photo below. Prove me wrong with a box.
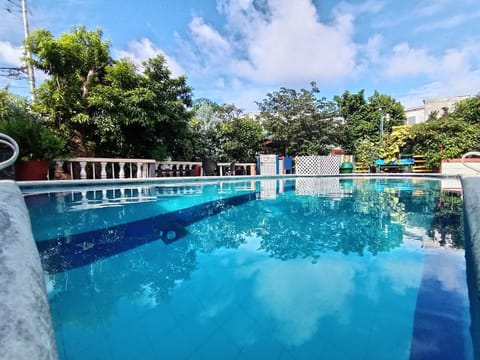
[24,178,474,359]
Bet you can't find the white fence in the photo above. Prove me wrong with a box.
[54,158,256,180]
[295,155,343,175]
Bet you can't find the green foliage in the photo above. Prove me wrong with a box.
[430,192,464,248]
[408,117,480,169]
[189,99,263,161]
[375,94,480,169]
[256,82,340,156]
[401,95,480,169]
[219,117,263,162]
[334,90,405,154]
[354,139,380,168]
[27,26,111,124]
[86,56,193,158]
[380,125,414,163]
[0,90,67,160]
[27,26,193,159]
[453,93,480,124]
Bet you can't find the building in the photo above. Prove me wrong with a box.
[404,95,470,125]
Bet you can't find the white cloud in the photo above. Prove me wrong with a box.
[364,34,383,64]
[415,11,480,32]
[333,0,385,16]
[252,257,356,346]
[396,42,480,106]
[185,0,359,85]
[383,43,436,77]
[189,17,232,61]
[414,0,452,17]
[0,41,23,67]
[113,38,185,77]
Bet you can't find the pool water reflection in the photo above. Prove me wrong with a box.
[25,178,473,359]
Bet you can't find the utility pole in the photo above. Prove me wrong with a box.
[378,107,384,145]
[20,0,35,102]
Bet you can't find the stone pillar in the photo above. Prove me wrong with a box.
[79,161,87,179]
[100,162,107,179]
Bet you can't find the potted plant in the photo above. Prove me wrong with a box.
[0,117,68,180]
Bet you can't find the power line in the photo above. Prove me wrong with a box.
[0,67,28,80]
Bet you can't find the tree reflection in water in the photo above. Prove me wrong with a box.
[189,178,454,260]
[429,191,464,248]
[47,238,196,328]
[43,178,464,330]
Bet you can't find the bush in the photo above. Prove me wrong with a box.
[0,90,67,161]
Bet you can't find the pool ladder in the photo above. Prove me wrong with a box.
[461,151,480,174]
[0,133,19,171]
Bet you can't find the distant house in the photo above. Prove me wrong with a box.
[404,95,470,125]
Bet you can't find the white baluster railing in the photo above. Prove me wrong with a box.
[52,158,257,180]
[56,157,157,180]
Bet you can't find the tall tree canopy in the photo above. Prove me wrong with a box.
[219,116,264,162]
[26,26,193,159]
[189,99,263,162]
[334,90,405,154]
[256,82,341,156]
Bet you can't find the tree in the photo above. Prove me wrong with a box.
[0,89,67,161]
[26,26,193,159]
[452,93,480,124]
[219,117,263,162]
[188,99,263,162]
[384,94,480,170]
[334,90,405,154]
[27,26,111,128]
[188,98,228,160]
[405,114,480,170]
[87,56,193,158]
[256,82,340,156]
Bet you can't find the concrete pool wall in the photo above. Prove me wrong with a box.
[463,177,480,290]
[0,181,57,360]
[1,175,479,359]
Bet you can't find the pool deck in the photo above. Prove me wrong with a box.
[1,174,480,359]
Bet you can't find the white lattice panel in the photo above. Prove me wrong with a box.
[295,155,343,175]
[295,178,341,196]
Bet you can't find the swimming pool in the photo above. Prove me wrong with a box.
[23,177,475,359]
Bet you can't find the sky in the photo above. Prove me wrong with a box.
[1,0,480,112]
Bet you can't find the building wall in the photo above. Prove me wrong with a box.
[405,107,424,125]
[423,95,470,120]
[404,95,470,125]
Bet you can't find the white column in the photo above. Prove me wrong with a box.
[119,162,125,179]
[100,162,107,179]
[79,162,87,179]
[136,162,142,178]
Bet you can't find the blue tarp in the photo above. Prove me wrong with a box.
[375,158,415,166]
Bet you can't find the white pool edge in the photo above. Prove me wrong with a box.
[0,180,57,360]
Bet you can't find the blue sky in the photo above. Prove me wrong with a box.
[1,0,479,111]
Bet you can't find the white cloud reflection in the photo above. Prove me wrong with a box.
[195,236,427,348]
